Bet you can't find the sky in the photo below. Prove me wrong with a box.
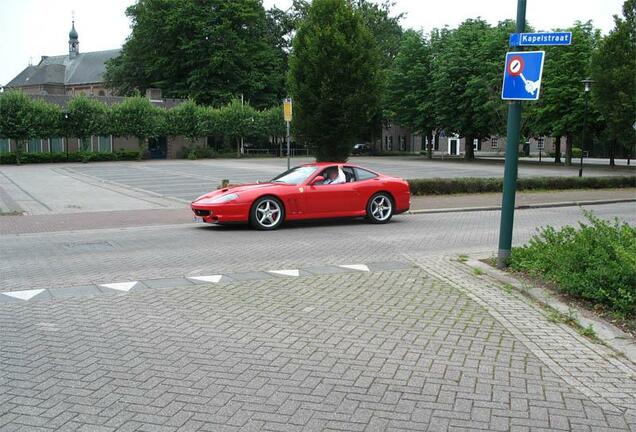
[0,0,625,87]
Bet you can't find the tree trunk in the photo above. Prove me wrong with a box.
[16,140,23,165]
[434,131,440,152]
[464,135,475,160]
[565,134,573,166]
[554,136,561,164]
[137,137,146,161]
[609,138,616,168]
[426,131,433,160]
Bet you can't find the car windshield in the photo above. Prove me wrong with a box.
[270,166,318,185]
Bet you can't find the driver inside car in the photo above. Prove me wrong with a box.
[322,167,346,185]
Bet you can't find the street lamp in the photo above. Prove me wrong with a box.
[579,78,594,177]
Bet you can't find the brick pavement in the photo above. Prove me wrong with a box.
[1,264,635,431]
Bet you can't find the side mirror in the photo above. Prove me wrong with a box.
[311,176,324,185]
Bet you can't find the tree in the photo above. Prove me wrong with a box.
[65,96,108,149]
[384,30,435,157]
[105,0,285,109]
[591,0,636,166]
[530,21,601,165]
[353,0,404,146]
[167,100,205,146]
[217,99,258,158]
[259,105,287,155]
[289,0,380,162]
[110,96,163,159]
[0,92,38,165]
[432,19,512,160]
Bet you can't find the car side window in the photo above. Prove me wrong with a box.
[317,166,338,185]
[342,166,355,182]
[354,167,377,181]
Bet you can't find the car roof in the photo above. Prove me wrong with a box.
[302,162,356,167]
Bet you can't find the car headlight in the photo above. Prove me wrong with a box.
[209,193,239,204]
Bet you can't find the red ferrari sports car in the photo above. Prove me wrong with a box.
[191,162,411,230]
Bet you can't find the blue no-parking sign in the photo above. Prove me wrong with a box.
[501,51,545,101]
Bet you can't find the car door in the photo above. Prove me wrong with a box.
[303,166,358,217]
[348,166,382,211]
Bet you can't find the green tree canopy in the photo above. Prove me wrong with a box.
[384,30,434,149]
[528,21,601,164]
[217,99,258,157]
[167,100,205,144]
[431,19,513,159]
[591,0,636,164]
[104,0,286,109]
[65,95,108,140]
[110,96,164,159]
[0,92,40,164]
[289,0,380,161]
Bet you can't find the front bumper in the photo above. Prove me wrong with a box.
[191,202,250,224]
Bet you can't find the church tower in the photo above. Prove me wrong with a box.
[68,20,79,58]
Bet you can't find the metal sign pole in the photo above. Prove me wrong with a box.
[286,121,291,170]
[497,0,526,269]
[283,98,292,170]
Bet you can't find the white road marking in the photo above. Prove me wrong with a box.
[268,269,300,277]
[2,289,45,301]
[99,281,138,292]
[187,275,223,283]
[339,264,370,272]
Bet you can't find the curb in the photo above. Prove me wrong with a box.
[464,257,636,365]
[408,197,636,215]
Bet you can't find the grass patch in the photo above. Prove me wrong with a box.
[508,212,635,320]
[407,176,635,196]
[472,267,485,276]
[544,306,598,340]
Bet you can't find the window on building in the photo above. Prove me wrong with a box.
[80,137,92,152]
[50,138,64,153]
[434,136,439,151]
[399,136,406,151]
[491,137,498,149]
[0,138,9,153]
[98,90,106,96]
[98,136,112,153]
[473,138,482,151]
[384,136,388,150]
[27,139,42,153]
[388,136,393,151]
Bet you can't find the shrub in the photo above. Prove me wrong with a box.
[182,146,218,159]
[0,150,140,164]
[407,176,636,195]
[508,212,636,317]
[572,147,582,158]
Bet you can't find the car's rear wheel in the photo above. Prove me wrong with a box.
[251,196,285,230]
[366,192,393,224]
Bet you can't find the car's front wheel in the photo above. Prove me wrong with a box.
[366,192,393,224]
[251,196,285,230]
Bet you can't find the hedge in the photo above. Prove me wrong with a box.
[407,176,636,195]
[0,150,140,164]
[509,212,636,317]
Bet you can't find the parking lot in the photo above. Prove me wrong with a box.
[61,156,630,203]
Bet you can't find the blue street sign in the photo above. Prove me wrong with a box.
[501,51,545,101]
[509,32,572,46]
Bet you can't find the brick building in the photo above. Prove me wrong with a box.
[1,21,204,159]
[380,123,556,157]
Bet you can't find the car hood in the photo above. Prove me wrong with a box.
[193,182,279,203]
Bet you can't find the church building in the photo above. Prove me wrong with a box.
[5,21,119,96]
